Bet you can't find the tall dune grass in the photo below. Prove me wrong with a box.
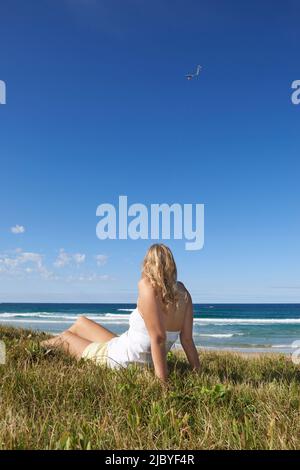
[0,325,300,449]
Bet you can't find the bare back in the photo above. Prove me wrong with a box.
[137,280,189,333]
[137,276,200,373]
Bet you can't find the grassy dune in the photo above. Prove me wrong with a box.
[0,325,300,450]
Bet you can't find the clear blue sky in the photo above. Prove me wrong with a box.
[0,0,299,302]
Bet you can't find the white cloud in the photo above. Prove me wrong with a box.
[11,225,25,234]
[54,249,70,268]
[54,250,71,268]
[95,254,108,266]
[0,249,54,279]
[67,273,111,282]
[73,253,86,264]
[54,249,86,268]
[19,252,43,267]
[0,248,112,283]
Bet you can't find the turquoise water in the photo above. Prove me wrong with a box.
[1,303,300,353]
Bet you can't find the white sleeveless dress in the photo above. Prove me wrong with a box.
[106,307,180,369]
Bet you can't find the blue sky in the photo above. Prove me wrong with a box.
[0,0,299,302]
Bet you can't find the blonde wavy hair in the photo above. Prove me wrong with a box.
[142,244,180,309]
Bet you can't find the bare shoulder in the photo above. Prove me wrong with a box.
[177,281,192,302]
[138,277,156,298]
[137,278,161,317]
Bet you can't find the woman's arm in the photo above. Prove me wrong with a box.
[180,290,200,370]
[138,279,168,382]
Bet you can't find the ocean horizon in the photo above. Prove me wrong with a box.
[1,303,300,354]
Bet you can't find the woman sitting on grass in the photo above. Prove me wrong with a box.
[41,244,200,382]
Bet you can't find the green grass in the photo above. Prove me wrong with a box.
[1,324,300,449]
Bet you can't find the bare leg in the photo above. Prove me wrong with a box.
[41,330,91,360]
[68,315,117,343]
[41,315,117,352]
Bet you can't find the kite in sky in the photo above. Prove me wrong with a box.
[186,65,202,80]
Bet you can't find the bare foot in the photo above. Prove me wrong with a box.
[41,335,64,349]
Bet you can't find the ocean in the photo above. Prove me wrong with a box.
[1,303,300,353]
